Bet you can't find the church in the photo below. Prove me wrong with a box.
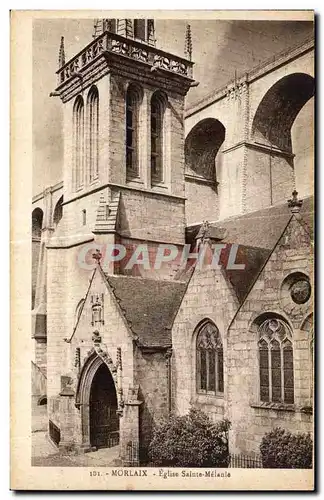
[31,17,314,465]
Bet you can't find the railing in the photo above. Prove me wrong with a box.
[57,31,193,86]
[107,431,120,448]
[229,453,263,468]
[185,35,314,117]
[124,441,140,467]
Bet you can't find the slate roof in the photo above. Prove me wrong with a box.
[186,196,314,249]
[185,196,314,304]
[100,198,313,344]
[212,195,314,249]
[104,274,187,348]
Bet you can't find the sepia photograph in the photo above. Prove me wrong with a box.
[11,9,314,490]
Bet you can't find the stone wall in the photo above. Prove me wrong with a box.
[172,252,239,420]
[116,187,185,244]
[134,347,170,460]
[292,97,314,198]
[35,339,47,371]
[185,180,219,226]
[116,236,184,280]
[32,240,40,308]
[227,215,313,454]
[245,147,294,212]
[31,361,47,406]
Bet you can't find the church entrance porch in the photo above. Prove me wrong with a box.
[89,362,119,450]
[59,345,142,465]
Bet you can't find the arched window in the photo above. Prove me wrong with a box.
[196,321,224,394]
[151,92,165,184]
[87,86,99,182]
[73,96,85,189]
[126,85,141,178]
[258,317,294,404]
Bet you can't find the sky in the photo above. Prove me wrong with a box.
[32,18,313,195]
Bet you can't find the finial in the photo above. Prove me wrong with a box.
[58,36,65,68]
[288,190,303,213]
[92,249,102,263]
[184,24,192,61]
[196,220,210,248]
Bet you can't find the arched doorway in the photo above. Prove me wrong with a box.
[89,362,119,449]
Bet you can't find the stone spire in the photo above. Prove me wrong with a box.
[58,36,65,68]
[288,190,303,214]
[184,23,192,61]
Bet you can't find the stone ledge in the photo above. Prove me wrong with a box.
[63,181,186,207]
[250,402,296,412]
[194,393,225,406]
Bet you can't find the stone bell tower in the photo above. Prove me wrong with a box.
[53,18,195,256]
[45,19,196,458]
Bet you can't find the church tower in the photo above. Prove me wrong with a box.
[52,18,194,273]
[44,19,195,454]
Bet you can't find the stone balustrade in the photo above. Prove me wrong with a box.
[57,31,193,86]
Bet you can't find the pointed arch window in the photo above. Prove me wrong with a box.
[151,92,165,184]
[87,86,99,183]
[73,96,85,190]
[258,317,294,404]
[126,85,141,178]
[196,321,224,395]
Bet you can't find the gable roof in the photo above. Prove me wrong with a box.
[184,196,314,304]
[213,195,314,249]
[186,196,314,249]
[104,274,187,348]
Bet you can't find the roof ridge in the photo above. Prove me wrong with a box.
[105,273,187,285]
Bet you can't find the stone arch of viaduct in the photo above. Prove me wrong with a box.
[184,38,314,222]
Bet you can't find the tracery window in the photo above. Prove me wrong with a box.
[258,317,294,404]
[196,321,224,394]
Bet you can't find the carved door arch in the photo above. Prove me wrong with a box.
[75,351,119,450]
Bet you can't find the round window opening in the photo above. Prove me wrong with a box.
[290,279,311,304]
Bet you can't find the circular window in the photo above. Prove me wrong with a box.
[290,280,311,304]
[280,272,311,316]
